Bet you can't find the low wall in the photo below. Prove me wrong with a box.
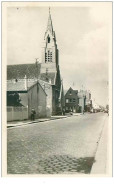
[7,106,28,122]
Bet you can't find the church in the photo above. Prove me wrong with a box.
[40,8,65,115]
[7,8,65,116]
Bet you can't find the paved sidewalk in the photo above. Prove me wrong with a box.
[91,116,109,175]
[7,115,72,128]
[7,113,82,128]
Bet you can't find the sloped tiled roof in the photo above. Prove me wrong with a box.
[7,80,36,92]
[7,63,41,80]
[40,72,56,85]
[65,87,78,98]
[73,90,78,94]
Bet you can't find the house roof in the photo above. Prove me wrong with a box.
[7,79,47,96]
[7,63,41,80]
[65,87,78,98]
[7,80,36,92]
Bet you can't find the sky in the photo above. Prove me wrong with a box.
[7,3,112,107]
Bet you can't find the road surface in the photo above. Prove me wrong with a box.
[7,113,108,174]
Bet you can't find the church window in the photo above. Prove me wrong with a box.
[50,52,52,62]
[45,53,47,62]
[46,50,52,62]
[48,36,50,43]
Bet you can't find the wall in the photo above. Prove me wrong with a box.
[39,80,52,117]
[28,83,47,119]
[7,106,28,122]
[19,92,28,106]
[38,84,47,118]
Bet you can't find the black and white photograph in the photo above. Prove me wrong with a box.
[2,1,112,176]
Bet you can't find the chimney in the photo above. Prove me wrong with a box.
[24,75,27,90]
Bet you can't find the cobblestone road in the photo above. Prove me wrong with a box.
[7,113,107,174]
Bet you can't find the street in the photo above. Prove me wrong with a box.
[7,113,108,174]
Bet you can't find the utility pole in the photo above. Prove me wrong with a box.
[35,58,39,118]
[35,58,39,82]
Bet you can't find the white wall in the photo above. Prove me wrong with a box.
[7,106,28,122]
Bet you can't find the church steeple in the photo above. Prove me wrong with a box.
[46,7,53,35]
[41,8,59,73]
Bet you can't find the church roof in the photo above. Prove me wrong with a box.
[40,72,56,85]
[44,8,56,39]
[7,63,41,80]
[7,80,36,92]
[7,63,57,86]
[47,8,53,34]
[7,79,47,96]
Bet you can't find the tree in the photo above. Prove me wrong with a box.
[106,104,109,110]
[7,92,22,106]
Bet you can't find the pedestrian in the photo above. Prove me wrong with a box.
[31,109,36,121]
[63,108,65,116]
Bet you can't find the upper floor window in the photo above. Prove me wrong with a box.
[73,99,76,102]
[69,91,72,95]
[69,99,72,103]
[45,50,52,63]
[45,53,47,62]
[66,99,69,103]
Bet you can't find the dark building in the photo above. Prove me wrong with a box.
[65,87,79,113]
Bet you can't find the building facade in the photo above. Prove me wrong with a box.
[78,90,86,113]
[7,79,47,119]
[78,90,92,113]
[65,87,79,113]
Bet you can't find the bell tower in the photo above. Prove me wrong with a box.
[41,8,59,73]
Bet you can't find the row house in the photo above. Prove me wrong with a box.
[65,87,79,113]
[65,88,92,113]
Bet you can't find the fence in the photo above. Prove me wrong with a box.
[7,106,28,122]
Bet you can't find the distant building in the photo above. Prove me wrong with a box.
[84,91,92,112]
[78,90,86,113]
[92,102,100,112]
[65,87,79,113]
[78,90,92,113]
[7,78,47,119]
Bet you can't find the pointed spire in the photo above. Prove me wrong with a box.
[46,7,53,35]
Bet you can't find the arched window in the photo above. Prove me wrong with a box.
[48,36,50,43]
[45,53,47,62]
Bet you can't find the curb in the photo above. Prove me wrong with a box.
[7,115,75,128]
[90,116,108,174]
